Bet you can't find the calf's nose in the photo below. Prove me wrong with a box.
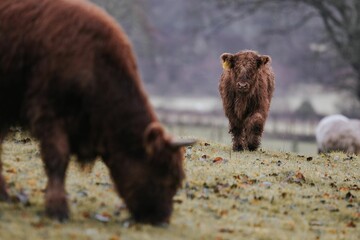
[237,82,248,88]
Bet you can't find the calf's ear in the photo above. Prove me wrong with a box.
[257,55,271,67]
[220,53,234,70]
[144,122,166,156]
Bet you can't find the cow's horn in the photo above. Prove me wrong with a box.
[170,138,197,148]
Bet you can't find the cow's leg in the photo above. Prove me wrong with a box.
[26,89,71,221]
[37,123,70,221]
[244,113,265,151]
[0,130,9,201]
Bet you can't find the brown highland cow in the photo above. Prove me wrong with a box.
[219,50,275,151]
[0,0,194,224]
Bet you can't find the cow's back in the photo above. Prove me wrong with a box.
[0,0,38,124]
[0,0,137,127]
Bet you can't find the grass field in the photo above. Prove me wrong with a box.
[0,132,359,240]
[167,124,318,155]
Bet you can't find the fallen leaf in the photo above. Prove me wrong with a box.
[94,213,110,223]
[219,228,234,233]
[6,168,17,174]
[323,193,330,199]
[295,172,306,182]
[339,187,349,192]
[27,179,37,187]
[309,220,324,226]
[344,192,356,202]
[173,199,183,204]
[31,222,45,228]
[82,211,91,219]
[109,235,121,240]
[326,205,339,212]
[11,191,31,206]
[346,221,356,228]
[261,181,272,188]
[15,138,31,144]
[213,157,223,163]
[218,209,228,217]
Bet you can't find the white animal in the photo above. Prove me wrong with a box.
[315,114,360,154]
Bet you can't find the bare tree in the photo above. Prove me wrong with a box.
[213,0,360,98]
[88,0,357,97]
[91,0,159,84]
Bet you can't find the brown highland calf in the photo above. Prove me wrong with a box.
[219,50,275,151]
[0,0,194,224]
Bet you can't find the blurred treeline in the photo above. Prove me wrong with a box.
[90,0,359,108]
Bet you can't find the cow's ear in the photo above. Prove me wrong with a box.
[220,53,234,70]
[144,122,166,157]
[257,55,271,67]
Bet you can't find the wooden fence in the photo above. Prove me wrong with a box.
[156,108,322,143]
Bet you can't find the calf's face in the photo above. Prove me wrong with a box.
[109,123,193,224]
[221,51,270,93]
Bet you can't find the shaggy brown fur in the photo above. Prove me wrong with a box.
[219,50,275,151]
[0,0,193,224]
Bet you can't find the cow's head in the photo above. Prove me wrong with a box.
[109,122,195,225]
[221,50,270,93]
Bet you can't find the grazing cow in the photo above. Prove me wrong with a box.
[316,114,360,154]
[0,0,194,224]
[219,50,275,151]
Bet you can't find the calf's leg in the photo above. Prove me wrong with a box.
[229,125,245,151]
[244,113,265,151]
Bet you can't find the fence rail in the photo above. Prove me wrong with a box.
[156,108,321,142]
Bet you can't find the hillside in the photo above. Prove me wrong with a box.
[0,134,358,240]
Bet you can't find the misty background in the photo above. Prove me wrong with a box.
[90,0,360,154]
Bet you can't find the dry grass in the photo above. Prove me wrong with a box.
[0,133,359,240]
